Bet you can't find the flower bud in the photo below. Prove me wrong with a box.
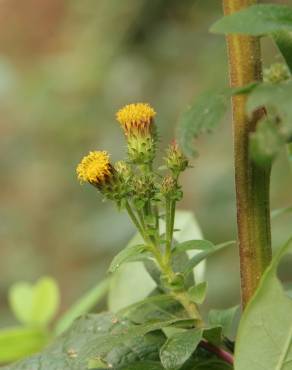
[131,174,156,209]
[160,176,183,201]
[115,160,132,183]
[116,103,157,164]
[263,63,290,84]
[165,141,189,176]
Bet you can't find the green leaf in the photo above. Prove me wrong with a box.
[273,31,292,73]
[208,306,239,338]
[203,326,223,347]
[108,244,150,273]
[9,277,60,327]
[177,89,229,157]
[235,237,292,370]
[247,82,292,135]
[119,362,164,370]
[7,313,191,370]
[118,295,188,324]
[54,278,110,335]
[9,282,34,325]
[211,5,292,36]
[172,240,213,255]
[250,118,285,166]
[188,282,208,305]
[0,327,49,363]
[31,277,60,326]
[160,329,203,370]
[183,241,235,276]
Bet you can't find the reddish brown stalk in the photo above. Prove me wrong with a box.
[223,0,272,308]
[200,340,234,366]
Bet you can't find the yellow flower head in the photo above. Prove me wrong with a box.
[116,103,156,136]
[76,151,113,186]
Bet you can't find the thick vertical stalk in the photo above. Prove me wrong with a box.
[223,0,272,308]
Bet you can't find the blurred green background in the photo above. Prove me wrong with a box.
[0,0,291,327]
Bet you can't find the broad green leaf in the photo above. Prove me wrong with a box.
[31,277,60,326]
[208,306,239,338]
[108,244,150,273]
[7,313,190,370]
[188,282,208,305]
[8,277,60,327]
[184,241,235,276]
[0,327,49,363]
[250,118,285,166]
[177,89,229,157]
[54,278,110,335]
[273,31,292,73]
[235,237,292,370]
[191,360,233,370]
[118,294,188,324]
[160,329,202,370]
[119,362,164,370]
[172,240,213,255]
[211,5,292,36]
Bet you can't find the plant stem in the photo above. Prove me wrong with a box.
[223,0,272,308]
[125,201,146,240]
[200,340,234,366]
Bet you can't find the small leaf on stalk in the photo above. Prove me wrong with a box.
[108,244,150,273]
[273,30,292,73]
[173,240,214,255]
[188,282,208,305]
[208,306,239,338]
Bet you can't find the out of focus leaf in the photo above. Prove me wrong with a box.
[9,277,59,327]
[177,89,229,157]
[0,327,49,363]
[160,329,202,370]
[55,278,110,335]
[211,5,292,36]
[177,84,257,157]
[235,238,292,370]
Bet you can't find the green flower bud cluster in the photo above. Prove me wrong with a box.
[263,63,290,84]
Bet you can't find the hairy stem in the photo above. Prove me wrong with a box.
[223,0,272,308]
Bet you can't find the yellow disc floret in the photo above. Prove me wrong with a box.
[116,103,156,135]
[76,151,113,185]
